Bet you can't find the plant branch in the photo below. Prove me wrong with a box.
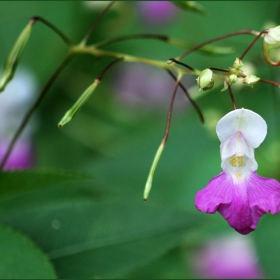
[166,70,204,123]
[176,29,259,61]
[0,53,74,171]
[259,78,280,88]
[167,58,194,71]
[81,1,115,45]
[94,33,235,56]
[209,67,229,73]
[163,75,182,143]
[31,16,73,46]
[94,34,169,48]
[71,45,200,75]
[239,29,268,60]
[228,83,237,110]
[97,57,123,81]
[143,74,182,201]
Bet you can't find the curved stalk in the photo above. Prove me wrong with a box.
[31,16,73,46]
[176,29,259,61]
[81,1,115,45]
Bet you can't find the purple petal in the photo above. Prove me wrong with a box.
[195,172,280,234]
[247,172,280,223]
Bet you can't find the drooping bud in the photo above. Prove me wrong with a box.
[263,26,280,66]
[58,79,100,127]
[0,21,34,92]
[242,75,260,88]
[197,69,214,91]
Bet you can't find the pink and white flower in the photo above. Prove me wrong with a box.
[195,108,280,234]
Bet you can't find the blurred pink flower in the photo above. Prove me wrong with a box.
[0,141,34,170]
[114,63,192,110]
[0,67,38,170]
[191,235,264,279]
[136,1,177,26]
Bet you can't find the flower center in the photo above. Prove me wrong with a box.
[230,155,244,167]
[227,154,251,181]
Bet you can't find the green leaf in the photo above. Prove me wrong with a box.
[0,169,92,199]
[0,224,56,279]
[0,169,99,217]
[173,1,206,15]
[0,199,203,278]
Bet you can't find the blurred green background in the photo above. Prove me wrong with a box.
[0,1,280,279]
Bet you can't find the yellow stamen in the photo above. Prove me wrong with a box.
[237,156,244,167]
[230,156,237,167]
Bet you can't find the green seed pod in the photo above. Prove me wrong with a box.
[58,79,100,128]
[0,22,33,92]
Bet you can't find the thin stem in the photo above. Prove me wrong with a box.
[95,34,169,48]
[228,83,237,110]
[209,67,229,73]
[97,57,123,81]
[176,29,259,61]
[259,78,280,88]
[239,30,268,60]
[0,54,74,171]
[143,75,182,201]
[166,70,204,123]
[31,16,73,46]
[167,58,194,71]
[163,74,182,143]
[81,1,115,45]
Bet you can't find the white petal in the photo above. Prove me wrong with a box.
[216,108,267,148]
[264,26,280,44]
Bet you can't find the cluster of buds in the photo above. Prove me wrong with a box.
[195,25,280,93]
[196,57,261,93]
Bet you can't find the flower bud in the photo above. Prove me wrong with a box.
[197,69,214,91]
[242,75,260,88]
[233,57,243,69]
[228,74,238,85]
[263,26,280,66]
[0,22,33,92]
